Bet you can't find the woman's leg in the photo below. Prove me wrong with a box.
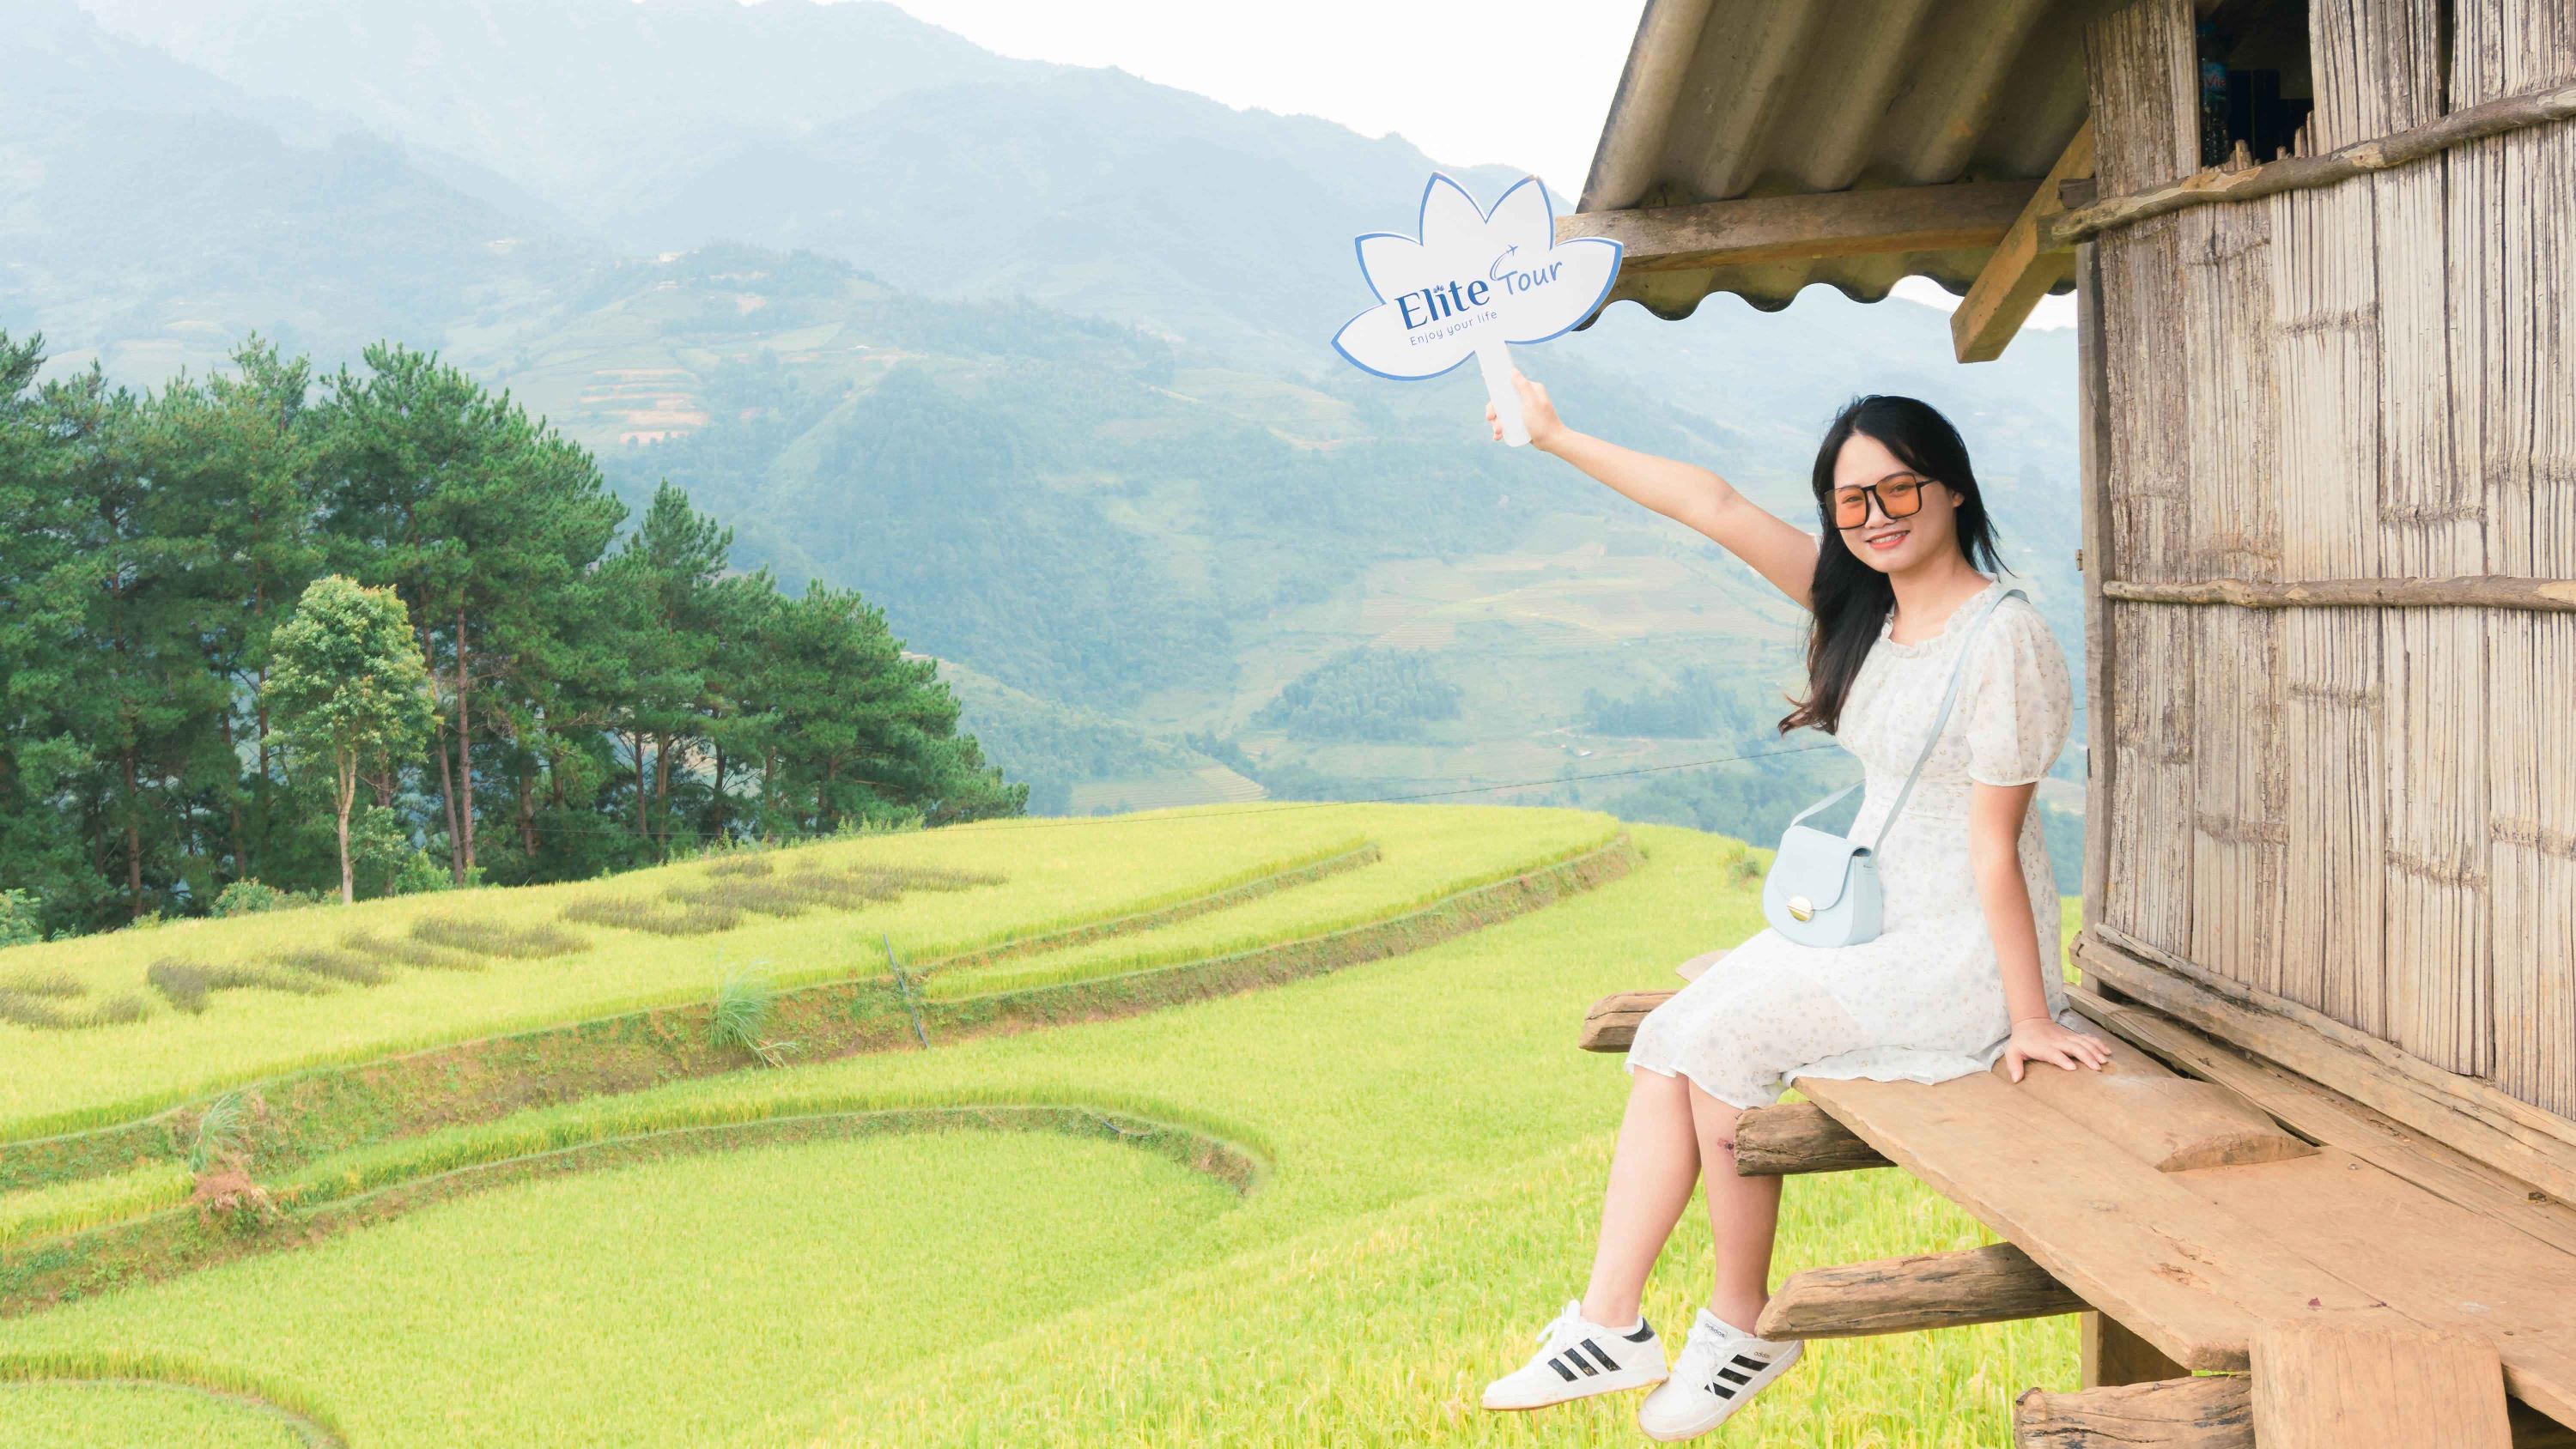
[1686,1081,1783,1332]
[1578,1067,1700,1325]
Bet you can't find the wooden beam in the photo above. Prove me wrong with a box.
[2250,1324,2513,1449]
[1733,1101,1889,1175]
[2075,932,2576,1203]
[2014,1374,2251,1448]
[1755,1242,2086,1341]
[2052,81,2576,245]
[1557,179,2034,276]
[1953,120,2096,363]
[1578,988,1671,1052]
[2103,575,2576,612]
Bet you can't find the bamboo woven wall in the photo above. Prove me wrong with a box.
[2085,0,2576,1113]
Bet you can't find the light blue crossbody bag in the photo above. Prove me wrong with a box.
[1760,587,2024,948]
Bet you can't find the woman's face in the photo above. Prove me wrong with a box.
[1831,430,1959,575]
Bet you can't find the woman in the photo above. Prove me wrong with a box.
[1477,373,2111,1441]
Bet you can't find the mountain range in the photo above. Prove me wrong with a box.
[4,0,2087,869]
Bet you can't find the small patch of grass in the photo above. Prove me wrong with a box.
[340,931,483,973]
[408,916,587,960]
[273,949,391,987]
[708,972,793,1068]
[702,856,775,879]
[0,970,82,998]
[664,877,819,919]
[144,961,329,1016]
[0,990,146,1031]
[561,894,744,937]
[187,1091,255,1175]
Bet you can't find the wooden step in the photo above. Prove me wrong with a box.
[1735,1101,1890,1175]
[2251,1323,2512,1449]
[1756,1242,2084,1340]
[2013,1374,2251,1447]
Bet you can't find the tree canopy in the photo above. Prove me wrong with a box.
[0,332,1023,939]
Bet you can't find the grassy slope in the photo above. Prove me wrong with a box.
[0,806,1413,1137]
[0,1382,308,1449]
[2,814,2084,1446]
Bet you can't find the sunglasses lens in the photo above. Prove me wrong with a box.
[1833,492,1867,527]
[1885,481,1922,518]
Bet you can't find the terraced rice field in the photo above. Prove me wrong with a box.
[0,804,2081,1446]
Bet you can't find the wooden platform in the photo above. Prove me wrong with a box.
[1579,985,2576,1444]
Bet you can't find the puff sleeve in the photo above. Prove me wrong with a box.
[1960,599,2072,786]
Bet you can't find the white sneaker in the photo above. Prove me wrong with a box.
[1479,1299,1668,1410]
[1634,1307,1802,1440]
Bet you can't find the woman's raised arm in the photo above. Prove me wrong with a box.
[1494,370,1819,610]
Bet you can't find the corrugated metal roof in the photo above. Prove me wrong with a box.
[1576,0,2107,318]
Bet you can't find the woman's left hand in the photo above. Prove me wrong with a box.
[2000,1016,2113,1082]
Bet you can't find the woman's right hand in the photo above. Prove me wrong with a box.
[1486,370,1566,452]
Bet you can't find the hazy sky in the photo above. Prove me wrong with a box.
[854,0,2068,326]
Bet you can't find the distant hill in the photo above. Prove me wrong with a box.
[16,0,2089,834]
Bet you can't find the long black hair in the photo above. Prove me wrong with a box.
[1778,395,2002,736]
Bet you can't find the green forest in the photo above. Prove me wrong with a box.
[0,330,1021,941]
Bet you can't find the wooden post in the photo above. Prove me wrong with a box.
[2082,1311,2189,1387]
[2249,1324,2512,1449]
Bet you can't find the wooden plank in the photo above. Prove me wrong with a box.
[2069,985,2576,1263]
[1733,1101,1889,1176]
[2075,239,2115,932]
[1555,179,2034,276]
[2250,1323,2513,1449]
[1578,989,1671,1053]
[1755,1242,2085,1341]
[2101,576,2576,609]
[2083,1311,2190,1387]
[1953,120,2098,363]
[2023,1071,2312,1173]
[2075,932,2576,1203]
[2014,1373,2251,1448]
[2051,82,2576,243]
[1794,1067,2413,1372]
[2175,1149,2576,1428]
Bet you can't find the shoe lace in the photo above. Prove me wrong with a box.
[1532,1306,1581,1351]
[1672,1323,1735,1389]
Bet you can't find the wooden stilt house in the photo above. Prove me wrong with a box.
[1566,2,2576,1442]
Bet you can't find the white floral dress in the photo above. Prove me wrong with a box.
[1625,578,2080,1109]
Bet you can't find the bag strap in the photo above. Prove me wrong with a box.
[1867,585,2026,853]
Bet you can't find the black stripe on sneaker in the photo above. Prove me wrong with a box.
[1717,1367,1752,1385]
[1567,1351,1599,1377]
[1710,1381,1737,1398]
[1577,1339,1616,1373]
[1730,1354,1770,1370]
[1623,1319,1656,1343]
[1548,1356,1577,1383]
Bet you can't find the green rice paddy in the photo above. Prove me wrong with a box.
[0,804,2083,1446]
